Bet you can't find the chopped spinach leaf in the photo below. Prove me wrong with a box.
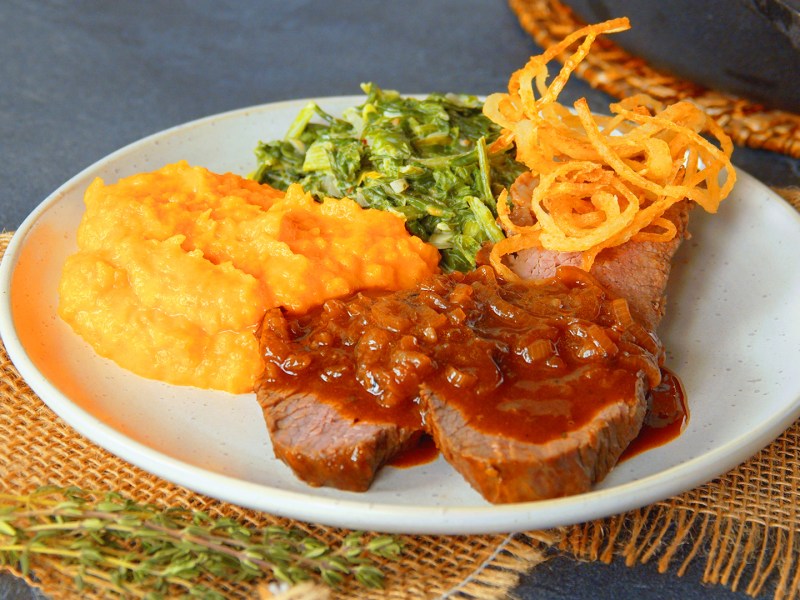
[252,83,524,272]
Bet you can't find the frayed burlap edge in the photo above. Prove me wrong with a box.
[508,0,800,158]
[552,421,800,600]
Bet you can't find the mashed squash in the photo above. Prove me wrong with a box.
[58,161,440,393]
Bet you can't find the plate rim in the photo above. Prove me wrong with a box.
[2,97,800,535]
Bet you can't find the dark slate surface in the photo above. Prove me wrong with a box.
[1,1,796,598]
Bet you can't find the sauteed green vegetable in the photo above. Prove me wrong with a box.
[252,83,524,272]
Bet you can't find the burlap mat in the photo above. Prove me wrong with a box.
[1,185,799,599]
[508,0,800,159]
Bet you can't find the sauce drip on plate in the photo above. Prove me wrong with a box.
[388,435,439,469]
[621,367,688,461]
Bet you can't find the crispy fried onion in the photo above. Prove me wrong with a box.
[484,18,736,278]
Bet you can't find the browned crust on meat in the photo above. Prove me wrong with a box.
[422,374,648,503]
[257,389,421,492]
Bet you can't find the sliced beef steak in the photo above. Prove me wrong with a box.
[422,372,648,503]
[255,267,663,502]
[257,386,420,492]
[588,201,691,329]
[506,174,692,329]
[255,307,426,492]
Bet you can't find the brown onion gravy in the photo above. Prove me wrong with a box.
[387,368,687,469]
[259,265,676,451]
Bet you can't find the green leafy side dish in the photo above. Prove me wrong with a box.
[251,84,525,272]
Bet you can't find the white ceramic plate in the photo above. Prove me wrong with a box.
[2,97,800,535]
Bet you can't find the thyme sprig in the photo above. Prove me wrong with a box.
[0,486,402,599]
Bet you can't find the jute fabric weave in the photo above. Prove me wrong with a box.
[1,185,799,599]
[508,0,800,159]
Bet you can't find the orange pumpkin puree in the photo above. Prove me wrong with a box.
[58,161,440,393]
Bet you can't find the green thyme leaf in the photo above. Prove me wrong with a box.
[0,486,402,598]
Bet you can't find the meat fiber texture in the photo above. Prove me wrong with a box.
[257,386,421,492]
[508,201,692,330]
[422,375,648,503]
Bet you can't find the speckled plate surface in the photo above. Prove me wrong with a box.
[1,97,800,534]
